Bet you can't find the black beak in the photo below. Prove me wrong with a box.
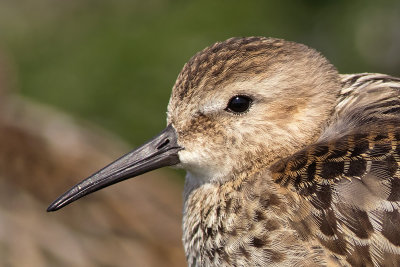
[47,124,183,212]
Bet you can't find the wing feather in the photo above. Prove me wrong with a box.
[271,71,400,266]
[271,126,400,265]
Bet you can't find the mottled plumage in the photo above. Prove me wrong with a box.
[171,38,400,266]
[271,73,400,266]
[49,37,400,266]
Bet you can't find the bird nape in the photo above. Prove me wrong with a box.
[48,37,400,266]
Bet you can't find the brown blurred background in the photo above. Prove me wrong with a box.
[0,0,399,266]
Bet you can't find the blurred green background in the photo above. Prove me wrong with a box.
[1,0,399,153]
[0,1,399,266]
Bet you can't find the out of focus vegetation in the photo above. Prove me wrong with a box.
[1,0,399,145]
[0,1,399,265]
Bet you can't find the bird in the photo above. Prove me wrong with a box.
[48,36,400,266]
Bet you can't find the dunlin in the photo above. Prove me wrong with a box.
[48,37,400,266]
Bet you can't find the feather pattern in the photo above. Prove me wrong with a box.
[174,38,400,266]
[271,73,400,266]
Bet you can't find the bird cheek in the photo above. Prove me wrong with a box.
[178,149,209,178]
[178,146,212,169]
[177,146,230,182]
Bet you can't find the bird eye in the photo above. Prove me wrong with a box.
[226,95,252,114]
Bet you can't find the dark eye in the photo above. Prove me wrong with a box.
[226,95,252,114]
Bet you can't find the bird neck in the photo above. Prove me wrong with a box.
[182,171,323,266]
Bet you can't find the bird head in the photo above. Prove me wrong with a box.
[48,37,340,211]
[169,37,340,184]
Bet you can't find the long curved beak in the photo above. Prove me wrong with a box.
[47,124,183,212]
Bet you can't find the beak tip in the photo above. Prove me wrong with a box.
[46,205,56,212]
[47,197,68,212]
[47,201,60,212]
